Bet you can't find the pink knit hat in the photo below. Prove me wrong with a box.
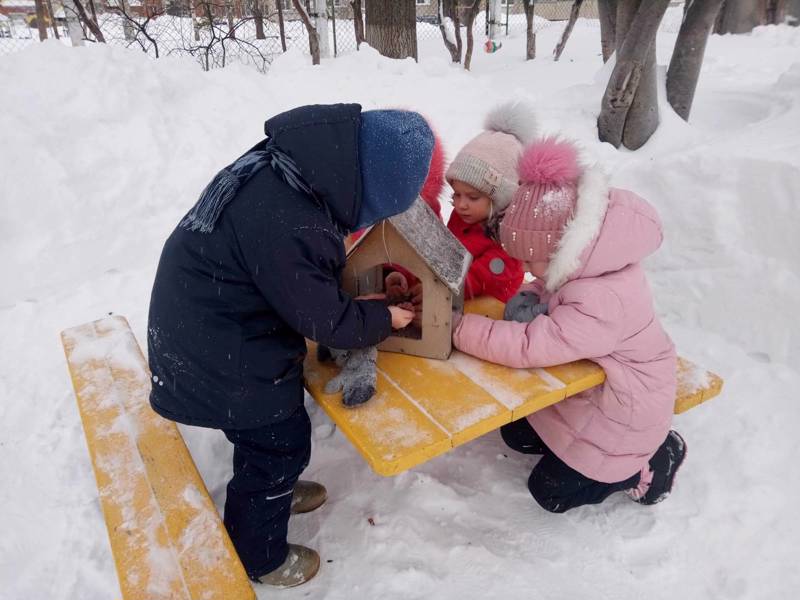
[499,137,582,262]
[445,101,538,213]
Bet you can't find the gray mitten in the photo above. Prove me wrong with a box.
[504,291,549,323]
[324,346,378,407]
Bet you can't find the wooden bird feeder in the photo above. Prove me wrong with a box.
[344,199,472,360]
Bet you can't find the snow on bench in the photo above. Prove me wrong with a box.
[304,297,724,476]
[61,317,254,600]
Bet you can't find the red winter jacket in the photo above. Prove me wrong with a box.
[447,212,524,302]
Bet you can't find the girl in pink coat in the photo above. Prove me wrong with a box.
[452,137,685,511]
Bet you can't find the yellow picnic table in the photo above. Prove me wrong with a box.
[304,297,723,477]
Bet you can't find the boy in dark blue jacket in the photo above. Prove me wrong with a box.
[148,104,433,586]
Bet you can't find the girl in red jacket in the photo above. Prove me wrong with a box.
[443,101,537,302]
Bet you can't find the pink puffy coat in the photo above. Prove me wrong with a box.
[453,167,676,483]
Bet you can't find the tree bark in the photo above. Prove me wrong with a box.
[226,1,236,38]
[34,0,48,41]
[463,0,482,70]
[291,0,320,64]
[438,0,462,62]
[667,0,725,121]
[351,0,365,48]
[276,0,287,50]
[597,0,616,62]
[715,0,766,33]
[73,0,106,42]
[253,2,265,39]
[553,0,584,61]
[365,0,417,60]
[523,0,536,60]
[598,0,670,149]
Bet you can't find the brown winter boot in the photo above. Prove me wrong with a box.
[253,544,320,588]
[290,480,327,514]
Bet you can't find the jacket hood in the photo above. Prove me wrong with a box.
[265,103,363,231]
[544,166,664,292]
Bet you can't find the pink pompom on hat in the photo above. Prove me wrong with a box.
[499,137,582,262]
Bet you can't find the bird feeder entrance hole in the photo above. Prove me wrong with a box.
[352,263,424,341]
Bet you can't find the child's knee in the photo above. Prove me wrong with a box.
[500,419,544,454]
[527,468,571,514]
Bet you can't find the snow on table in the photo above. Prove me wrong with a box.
[305,297,724,477]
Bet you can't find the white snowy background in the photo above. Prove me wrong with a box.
[2,10,799,599]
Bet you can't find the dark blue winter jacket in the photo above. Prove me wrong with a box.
[147,104,392,429]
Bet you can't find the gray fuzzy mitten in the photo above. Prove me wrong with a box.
[504,290,549,323]
[322,346,378,407]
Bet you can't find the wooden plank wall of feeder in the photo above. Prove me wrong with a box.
[344,221,456,360]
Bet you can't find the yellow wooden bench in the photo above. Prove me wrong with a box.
[61,317,254,600]
[304,297,724,477]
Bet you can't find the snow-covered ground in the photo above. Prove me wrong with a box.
[2,10,800,599]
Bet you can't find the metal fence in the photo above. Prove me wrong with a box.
[0,1,602,71]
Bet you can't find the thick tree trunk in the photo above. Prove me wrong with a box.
[365,0,417,60]
[667,0,725,121]
[74,0,106,42]
[253,2,265,39]
[553,0,584,61]
[715,0,766,33]
[598,0,670,149]
[439,0,462,63]
[463,0,482,70]
[351,0,365,48]
[523,0,536,60]
[597,0,616,62]
[34,0,48,41]
[292,0,320,64]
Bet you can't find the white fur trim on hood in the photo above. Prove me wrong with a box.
[484,100,539,145]
[544,164,610,292]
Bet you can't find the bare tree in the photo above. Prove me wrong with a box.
[438,0,462,63]
[597,0,670,150]
[351,0,365,49]
[73,0,106,43]
[276,0,287,50]
[667,0,725,121]
[553,0,584,61]
[522,0,536,60]
[597,0,616,62]
[252,1,266,39]
[34,0,48,41]
[365,0,417,60]
[226,1,236,39]
[463,0,483,70]
[45,0,60,39]
[715,0,766,33]
[291,0,321,64]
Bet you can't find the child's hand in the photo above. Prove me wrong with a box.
[389,306,414,330]
[503,291,548,323]
[385,272,408,302]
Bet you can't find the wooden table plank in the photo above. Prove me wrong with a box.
[304,346,452,476]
